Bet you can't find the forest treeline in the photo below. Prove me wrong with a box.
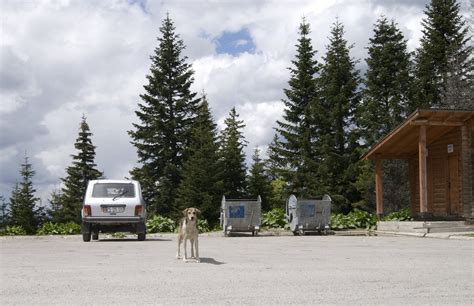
[2,0,472,232]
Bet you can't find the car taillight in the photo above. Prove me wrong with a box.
[135,205,143,216]
[83,205,91,217]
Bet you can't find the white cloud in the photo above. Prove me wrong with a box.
[235,39,249,47]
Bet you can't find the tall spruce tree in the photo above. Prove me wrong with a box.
[58,115,103,224]
[359,16,413,145]
[247,147,272,211]
[319,20,361,213]
[357,17,413,212]
[274,18,321,196]
[414,0,472,109]
[129,14,199,216]
[219,107,247,198]
[175,95,222,224]
[9,156,43,234]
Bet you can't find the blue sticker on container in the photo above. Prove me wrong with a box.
[229,205,245,218]
[300,204,315,217]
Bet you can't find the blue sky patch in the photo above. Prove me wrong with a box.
[214,28,256,56]
[128,0,148,13]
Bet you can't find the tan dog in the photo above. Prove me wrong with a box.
[176,207,201,262]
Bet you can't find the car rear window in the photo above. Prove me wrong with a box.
[92,183,136,198]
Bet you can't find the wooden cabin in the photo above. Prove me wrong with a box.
[362,109,473,220]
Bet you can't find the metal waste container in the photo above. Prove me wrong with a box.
[286,194,331,235]
[220,195,261,236]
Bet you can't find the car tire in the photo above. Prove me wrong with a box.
[83,232,91,242]
[92,232,99,240]
[137,233,146,241]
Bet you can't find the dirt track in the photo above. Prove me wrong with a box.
[1,233,472,305]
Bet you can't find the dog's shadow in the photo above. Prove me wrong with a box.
[199,257,226,265]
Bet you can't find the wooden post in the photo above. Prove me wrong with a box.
[461,120,473,219]
[419,125,428,217]
[375,159,383,217]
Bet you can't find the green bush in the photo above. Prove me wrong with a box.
[0,225,27,236]
[331,209,377,230]
[146,215,176,233]
[382,208,413,221]
[36,222,81,235]
[198,219,211,233]
[112,232,126,238]
[262,208,288,229]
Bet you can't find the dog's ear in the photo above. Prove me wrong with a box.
[196,208,201,216]
[182,208,188,216]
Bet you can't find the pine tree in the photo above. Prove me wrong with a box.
[219,107,247,198]
[47,188,63,223]
[0,195,8,228]
[359,16,413,145]
[414,0,472,109]
[59,115,103,224]
[247,147,272,211]
[266,135,289,209]
[357,17,413,212]
[9,156,43,234]
[274,18,321,195]
[442,50,473,109]
[266,134,284,181]
[175,95,222,224]
[319,20,361,213]
[128,14,199,216]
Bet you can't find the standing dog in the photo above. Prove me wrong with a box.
[176,207,201,262]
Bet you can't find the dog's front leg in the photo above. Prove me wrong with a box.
[195,238,200,262]
[183,239,188,262]
[176,236,182,259]
[190,238,195,259]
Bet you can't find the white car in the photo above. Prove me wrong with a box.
[81,179,147,241]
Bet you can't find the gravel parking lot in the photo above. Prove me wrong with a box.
[1,233,473,305]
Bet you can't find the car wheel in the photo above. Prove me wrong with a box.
[137,233,146,241]
[92,232,99,240]
[83,232,91,242]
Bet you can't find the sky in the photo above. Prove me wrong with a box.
[0,0,472,205]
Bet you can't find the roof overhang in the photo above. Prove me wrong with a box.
[362,109,474,160]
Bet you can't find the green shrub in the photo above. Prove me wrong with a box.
[146,215,176,233]
[112,232,126,238]
[262,208,288,229]
[36,222,81,235]
[331,209,377,230]
[0,225,27,236]
[197,219,211,233]
[382,208,412,221]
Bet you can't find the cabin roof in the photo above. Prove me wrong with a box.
[362,109,474,160]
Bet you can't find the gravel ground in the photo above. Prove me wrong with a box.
[1,233,473,305]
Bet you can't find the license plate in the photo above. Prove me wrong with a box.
[102,206,125,214]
